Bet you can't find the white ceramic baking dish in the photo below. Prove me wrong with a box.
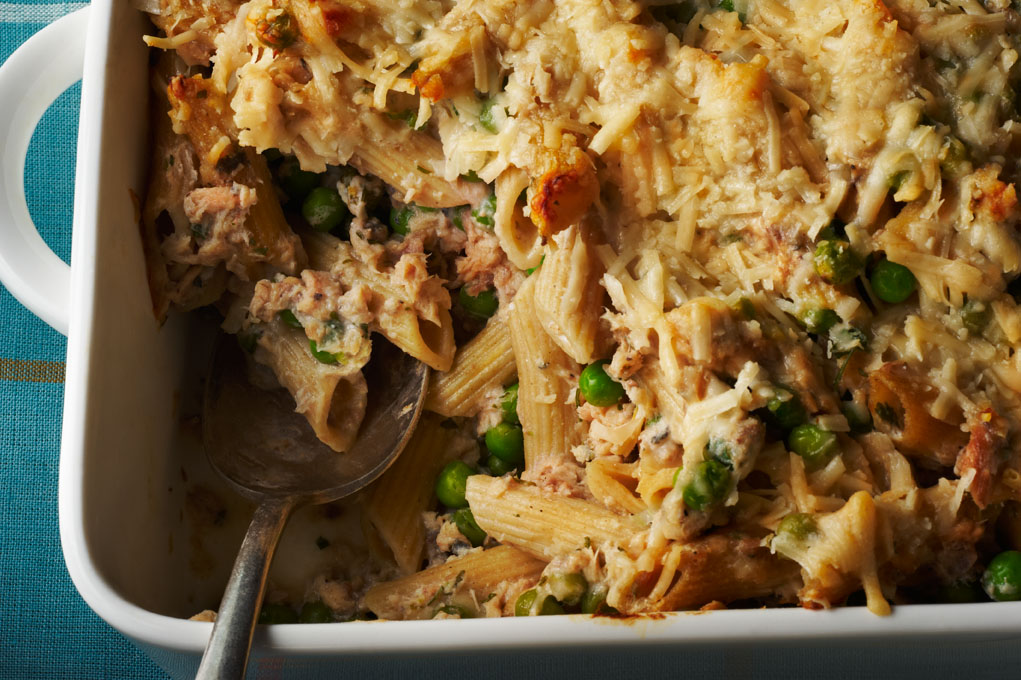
[3,1,1021,677]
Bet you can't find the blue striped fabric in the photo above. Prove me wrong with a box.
[0,3,169,677]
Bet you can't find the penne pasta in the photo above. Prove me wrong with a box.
[533,223,607,365]
[507,276,583,472]
[493,168,543,271]
[466,475,640,561]
[254,319,369,453]
[363,545,547,620]
[363,414,475,574]
[425,317,515,417]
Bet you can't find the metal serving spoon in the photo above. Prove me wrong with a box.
[195,333,428,679]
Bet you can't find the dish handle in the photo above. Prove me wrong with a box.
[0,7,90,336]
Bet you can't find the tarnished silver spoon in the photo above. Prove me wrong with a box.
[195,333,428,679]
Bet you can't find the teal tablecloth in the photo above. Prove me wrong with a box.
[0,2,169,677]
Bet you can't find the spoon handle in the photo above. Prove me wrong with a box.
[196,497,295,680]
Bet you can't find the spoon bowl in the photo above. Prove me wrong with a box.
[196,333,428,679]
[203,333,427,502]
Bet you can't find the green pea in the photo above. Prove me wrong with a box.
[309,339,340,365]
[479,98,500,134]
[548,572,588,607]
[277,309,302,329]
[580,585,617,615]
[485,422,525,465]
[802,308,840,335]
[435,460,474,509]
[732,296,756,320]
[870,258,917,304]
[515,589,564,616]
[776,512,817,541]
[258,603,298,624]
[298,601,333,623]
[486,453,516,476]
[682,459,731,512]
[302,187,350,233]
[788,423,838,467]
[389,204,416,235]
[501,383,520,425]
[515,589,538,616]
[472,193,497,227]
[982,550,1021,601]
[579,360,626,407]
[277,156,319,202]
[961,299,991,335]
[459,286,499,319]
[453,507,487,547]
[538,595,566,615]
[841,400,873,433]
[818,218,845,241]
[814,239,864,286]
[765,386,807,431]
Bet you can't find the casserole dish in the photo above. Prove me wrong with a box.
[1,0,1021,676]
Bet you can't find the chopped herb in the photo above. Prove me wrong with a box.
[255,11,298,49]
[315,536,330,550]
[387,109,422,130]
[525,254,546,276]
[472,193,497,227]
[309,339,344,365]
[705,438,733,468]
[828,324,868,357]
[277,309,303,329]
[874,402,901,428]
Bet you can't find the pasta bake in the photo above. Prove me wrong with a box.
[139,0,1021,620]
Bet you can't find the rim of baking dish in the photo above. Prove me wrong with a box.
[56,0,1021,656]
